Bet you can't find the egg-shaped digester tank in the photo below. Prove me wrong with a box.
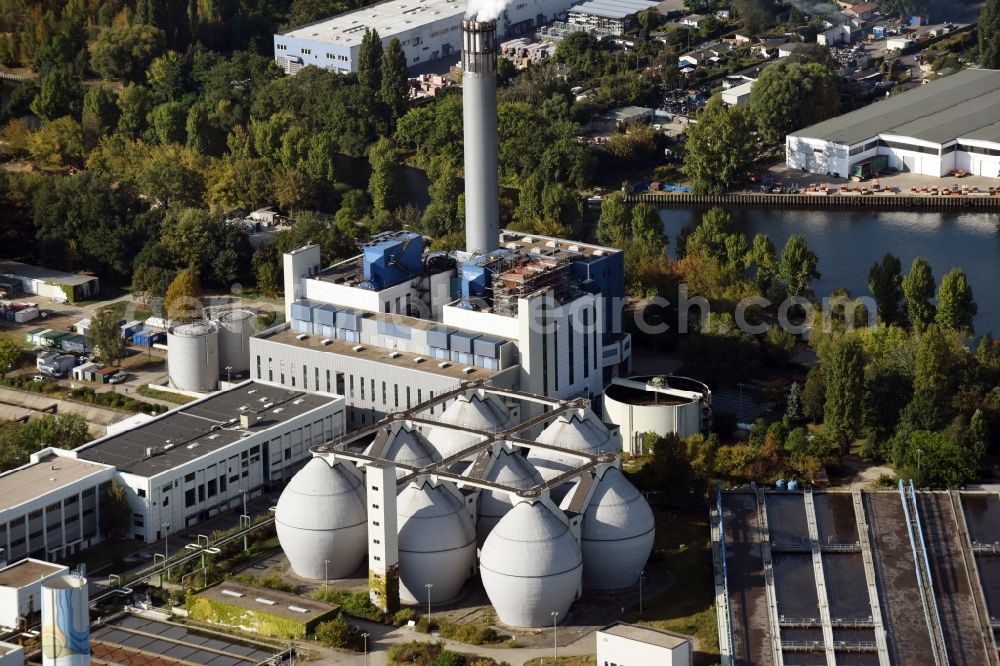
[396,482,477,604]
[476,450,543,546]
[276,457,367,580]
[578,467,654,590]
[479,501,582,627]
[425,394,507,460]
[527,415,611,481]
[167,321,219,392]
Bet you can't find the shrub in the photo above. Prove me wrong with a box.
[431,651,465,666]
[393,608,418,626]
[387,641,443,665]
[438,620,498,645]
[315,615,351,648]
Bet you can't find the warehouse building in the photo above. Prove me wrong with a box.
[0,260,98,303]
[596,623,694,666]
[73,380,345,542]
[787,69,1000,178]
[0,450,114,563]
[273,0,576,74]
[566,0,661,36]
[0,559,69,627]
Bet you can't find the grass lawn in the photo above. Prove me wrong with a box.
[626,507,720,666]
[138,386,195,404]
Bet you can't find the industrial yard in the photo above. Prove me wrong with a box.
[713,487,1000,666]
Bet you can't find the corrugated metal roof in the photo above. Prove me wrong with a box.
[789,69,1000,147]
[568,0,660,19]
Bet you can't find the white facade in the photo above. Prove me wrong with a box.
[596,623,693,666]
[0,559,69,627]
[274,0,577,74]
[721,80,754,106]
[0,642,24,666]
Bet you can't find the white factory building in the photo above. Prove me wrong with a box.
[252,230,630,429]
[602,376,711,453]
[565,0,661,36]
[72,380,344,542]
[0,450,113,562]
[787,69,1000,178]
[273,0,578,74]
[596,622,694,666]
[276,385,656,628]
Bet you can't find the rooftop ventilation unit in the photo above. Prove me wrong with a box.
[293,399,304,405]
[463,367,476,374]
[222,590,244,598]
[321,338,332,346]
[296,334,308,341]
[438,361,450,368]
[256,597,276,605]
[288,606,310,614]
[274,407,285,413]
[414,357,425,364]
[389,351,401,359]
[262,402,274,409]
[353,345,365,352]
[187,443,199,449]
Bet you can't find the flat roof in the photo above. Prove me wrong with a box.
[197,582,338,621]
[277,0,465,48]
[256,326,506,381]
[568,0,660,19]
[790,68,1000,147]
[0,559,66,588]
[600,622,691,649]
[0,259,97,286]
[76,381,334,477]
[498,230,623,259]
[0,454,111,513]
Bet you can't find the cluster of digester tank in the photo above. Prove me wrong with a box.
[275,393,655,628]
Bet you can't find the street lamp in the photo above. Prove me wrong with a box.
[324,559,330,597]
[225,366,233,383]
[425,583,433,625]
[239,488,250,551]
[551,611,559,660]
[362,632,369,666]
[161,522,170,588]
[639,569,645,616]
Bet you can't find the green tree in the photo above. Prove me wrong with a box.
[88,307,127,366]
[779,235,820,298]
[895,429,975,488]
[315,615,351,648]
[914,324,964,399]
[786,381,805,423]
[422,157,463,239]
[381,38,408,120]
[903,257,936,332]
[803,368,826,424]
[185,102,215,154]
[358,28,384,95]
[89,24,165,81]
[368,137,397,213]
[0,415,91,471]
[100,480,131,538]
[824,337,865,451]
[683,96,756,194]
[867,253,904,325]
[0,337,20,377]
[149,101,188,145]
[751,233,779,295]
[82,86,120,149]
[26,117,84,167]
[749,60,840,144]
[132,264,172,305]
[255,260,279,297]
[981,0,1000,68]
[935,267,977,333]
[30,66,82,121]
[686,207,740,264]
[164,267,202,322]
[117,84,153,139]
[146,50,189,102]
[305,131,337,182]
[734,0,777,34]
[596,192,630,248]
[630,203,667,258]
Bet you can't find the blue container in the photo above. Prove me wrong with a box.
[362,232,424,290]
[788,480,800,491]
[776,479,786,490]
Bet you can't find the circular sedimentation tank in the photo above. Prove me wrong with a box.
[396,482,477,604]
[479,501,582,627]
[215,309,255,376]
[275,458,367,580]
[167,320,219,392]
[579,467,654,590]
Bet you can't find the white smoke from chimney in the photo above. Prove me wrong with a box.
[465,0,507,21]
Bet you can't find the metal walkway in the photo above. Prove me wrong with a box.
[853,490,892,666]
[803,489,837,666]
[949,491,1000,665]
[900,480,950,666]
[756,489,785,666]
[712,487,736,666]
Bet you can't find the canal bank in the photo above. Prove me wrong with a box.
[658,206,1000,335]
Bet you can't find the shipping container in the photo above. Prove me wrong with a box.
[132,329,165,346]
[72,362,100,382]
[24,328,43,345]
[94,367,119,384]
[60,334,88,354]
[74,319,90,334]
[120,320,144,338]
[14,307,39,323]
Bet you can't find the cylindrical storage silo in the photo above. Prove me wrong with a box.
[578,467,654,590]
[396,482,476,604]
[167,321,219,392]
[276,458,368,580]
[476,450,543,547]
[41,575,90,666]
[215,309,255,376]
[480,501,582,627]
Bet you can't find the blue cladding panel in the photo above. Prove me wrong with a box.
[314,304,338,326]
[362,232,425,290]
[461,263,490,298]
[473,335,502,358]
[450,331,479,354]
[291,300,314,322]
[336,310,361,331]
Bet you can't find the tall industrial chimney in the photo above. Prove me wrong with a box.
[462,19,500,255]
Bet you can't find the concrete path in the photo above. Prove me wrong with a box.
[0,384,127,434]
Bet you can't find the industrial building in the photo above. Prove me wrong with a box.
[602,375,711,453]
[0,261,98,304]
[0,559,69,628]
[0,450,113,563]
[272,0,578,75]
[275,383,655,628]
[566,0,661,36]
[72,380,344,542]
[596,622,694,666]
[714,485,1000,665]
[787,68,1000,178]
[256,20,629,429]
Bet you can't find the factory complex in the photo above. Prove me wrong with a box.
[787,69,1000,179]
